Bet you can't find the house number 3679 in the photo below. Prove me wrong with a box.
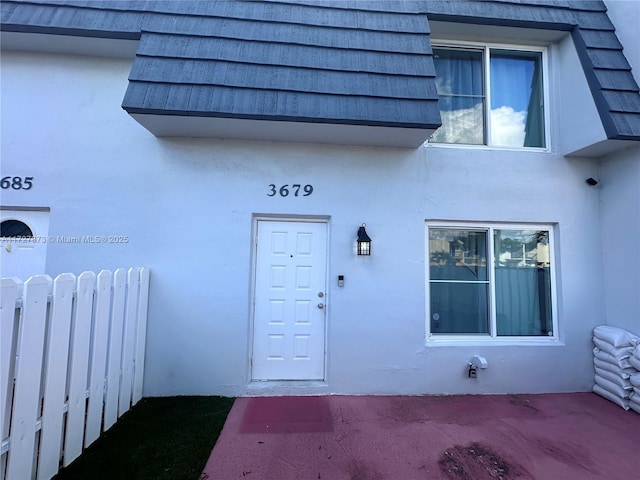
[267,184,313,197]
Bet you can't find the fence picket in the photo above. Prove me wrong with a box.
[104,269,127,430]
[119,268,140,417]
[1,278,21,478]
[63,272,96,467]
[6,275,51,480]
[84,270,112,448]
[37,273,75,480]
[1,268,148,480]
[133,268,150,404]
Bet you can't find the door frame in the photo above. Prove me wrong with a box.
[248,214,330,384]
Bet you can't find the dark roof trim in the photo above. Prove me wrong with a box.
[0,23,141,40]
[572,28,638,140]
[122,106,439,130]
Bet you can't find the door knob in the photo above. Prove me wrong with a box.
[318,303,324,309]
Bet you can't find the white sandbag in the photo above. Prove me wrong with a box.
[593,358,634,377]
[593,384,630,410]
[593,347,633,369]
[592,337,634,358]
[630,390,640,414]
[594,375,632,398]
[593,325,640,347]
[594,367,632,390]
[630,345,640,371]
[630,373,640,388]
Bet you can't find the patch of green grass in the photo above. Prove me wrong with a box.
[53,396,235,480]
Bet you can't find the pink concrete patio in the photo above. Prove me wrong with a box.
[201,393,639,480]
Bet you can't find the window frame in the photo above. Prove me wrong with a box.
[425,221,559,344]
[428,40,551,152]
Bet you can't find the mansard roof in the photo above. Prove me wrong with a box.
[1,0,639,147]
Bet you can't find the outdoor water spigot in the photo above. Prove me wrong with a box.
[470,355,488,369]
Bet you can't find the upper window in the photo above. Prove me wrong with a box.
[427,223,556,341]
[430,44,546,149]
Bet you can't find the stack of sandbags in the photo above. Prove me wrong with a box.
[592,326,640,410]
[629,346,640,414]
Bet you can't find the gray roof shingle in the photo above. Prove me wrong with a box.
[125,2,437,128]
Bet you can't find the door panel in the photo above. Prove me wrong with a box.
[252,220,327,381]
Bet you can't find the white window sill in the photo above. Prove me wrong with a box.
[424,142,551,154]
[426,336,561,347]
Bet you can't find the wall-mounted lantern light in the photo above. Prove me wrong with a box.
[357,224,371,256]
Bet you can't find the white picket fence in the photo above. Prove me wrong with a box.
[1,267,150,480]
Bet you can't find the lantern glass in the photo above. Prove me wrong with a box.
[357,240,371,255]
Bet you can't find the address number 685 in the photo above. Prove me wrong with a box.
[1,176,33,190]
[267,184,313,197]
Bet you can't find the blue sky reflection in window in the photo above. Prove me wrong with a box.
[432,47,544,148]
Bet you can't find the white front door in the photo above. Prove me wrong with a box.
[252,220,327,381]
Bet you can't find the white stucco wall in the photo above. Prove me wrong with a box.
[555,33,607,156]
[599,2,640,336]
[2,49,608,397]
[599,145,640,334]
